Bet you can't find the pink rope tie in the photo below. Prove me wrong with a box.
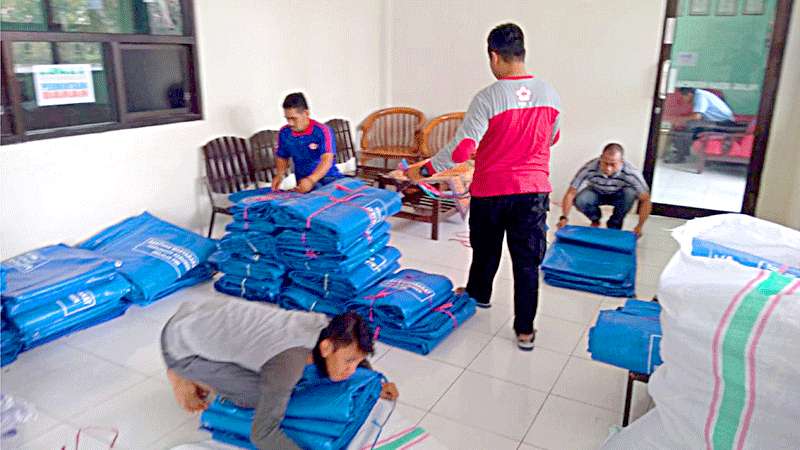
[433,302,458,329]
[362,288,395,323]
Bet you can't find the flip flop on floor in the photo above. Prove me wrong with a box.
[517,330,537,351]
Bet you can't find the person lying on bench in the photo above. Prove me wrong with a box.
[161,299,398,450]
[271,92,343,193]
[558,142,651,237]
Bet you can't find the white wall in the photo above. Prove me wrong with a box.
[756,3,800,229]
[386,0,666,197]
[0,0,385,257]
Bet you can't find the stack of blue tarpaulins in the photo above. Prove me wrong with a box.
[213,189,301,302]
[200,397,256,449]
[78,212,216,305]
[274,179,402,315]
[588,299,662,374]
[542,225,637,297]
[281,365,384,450]
[0,245,131,349]
[199,365,384,450]
[347,269,477,355]
[1,316,21,367]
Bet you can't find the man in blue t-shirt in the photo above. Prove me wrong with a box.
[271,93,342,193]
[666,87,743,163]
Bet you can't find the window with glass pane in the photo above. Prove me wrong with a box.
[12,41,116,131]
[1,72,13,136]
[0,0,47,31]
[121,45,189,113]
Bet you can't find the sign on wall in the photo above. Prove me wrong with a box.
[32,64,96,106]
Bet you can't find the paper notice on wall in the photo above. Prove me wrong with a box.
[32,64,96,106]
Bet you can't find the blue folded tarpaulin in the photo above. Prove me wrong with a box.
[1,319,21,367]
[272,179,401,249]
[281,364,383,450]
[78,212,217,305]
[281,233,391,274]
[542,226,637,297]
[371,292,477,355]
[9,277,131,344]
[289,247,401,300]
[1,244,120,316]
[279,285,346,316]
[229,189,302,222]
[214,253,286,282]
[277,222,391,255]
[214,275,281,302]
[218,232,277,257]
[200,397,256,450]
[588,299,662,374]
[348,269,455,329]
[691,237,800,277]
[21,300,128,350]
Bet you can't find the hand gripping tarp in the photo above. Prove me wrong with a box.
[200,397,256,450]
[289,247,402,300]
[78,212,217,305]
[272,179,401,249]
[348,269,455,329]
[588,299,663,374]
[9,276,131,349]
[1,244,121,316]
[369,292,476,355]
[542,225,637,297]
[281,365,384,450]
[213,275,282,303]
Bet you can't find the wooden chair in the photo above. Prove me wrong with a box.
[248,129,280,184]
[358,107,426,177]
[325,119,357,165]
[202,136,257,238]
[419,112,465,158]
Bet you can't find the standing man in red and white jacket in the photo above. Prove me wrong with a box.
[408,23,561,351]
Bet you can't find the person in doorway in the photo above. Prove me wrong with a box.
[558,143,651,236]
[665,87,739,163]
[271,92,342,193]
[407,23,561,351]
[161,299,399,450]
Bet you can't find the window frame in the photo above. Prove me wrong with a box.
[0,0,202,145]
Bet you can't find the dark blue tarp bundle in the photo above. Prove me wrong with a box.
[272,179,401,249]
[588,299,662,374]
[1,244,120,316]
[200,397,256,450]
[281,365,384,450]
[281,232,391,273]
[1,318,21,367]
[229,189,302,229]
[289,247,402,300]
[212,252,285,282]
[78,212,216,305]
[218,232,277,257]
[347,270,477,355]
[279,286,346,316]
[214,275,282,303]
[1,244,132,351]
[542,225,637,297]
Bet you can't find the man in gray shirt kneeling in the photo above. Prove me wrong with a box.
[161,298,399,449]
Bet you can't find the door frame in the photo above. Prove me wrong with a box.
[642,0,795,219]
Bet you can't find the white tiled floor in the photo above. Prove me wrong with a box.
[651,160,747,212]
[0,212,682,450]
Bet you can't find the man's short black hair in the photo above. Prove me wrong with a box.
[312,311,373,376]
[282,92,308,111]
[678,87,694,96]
[487,23,526,62]
[602,142,624,157]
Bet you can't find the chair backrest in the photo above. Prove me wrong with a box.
[202,136,256,194]
[248,129,280,183]
[325,118,356,164]
[360,107,426,151]
[419,112,465,158]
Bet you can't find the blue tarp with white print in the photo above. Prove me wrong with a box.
[78,212,216,305]
[589,299,663,374]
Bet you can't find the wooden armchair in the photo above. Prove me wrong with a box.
[202,136,257,237]
[358,107,426,175]
[419,112,465,158]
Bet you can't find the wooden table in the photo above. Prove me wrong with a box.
[377,174,460,240]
